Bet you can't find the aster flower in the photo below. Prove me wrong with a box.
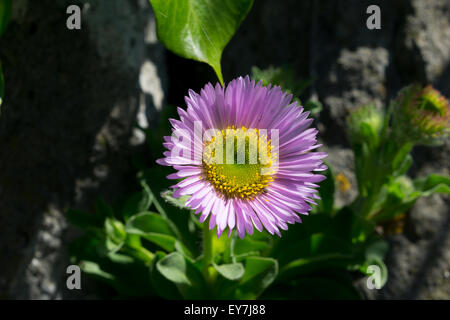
[393,84,449,145]
[157,76,327,238]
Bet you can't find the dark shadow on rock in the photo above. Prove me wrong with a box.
[0,0,164,299]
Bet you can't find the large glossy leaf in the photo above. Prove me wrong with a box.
[149,0,254,83]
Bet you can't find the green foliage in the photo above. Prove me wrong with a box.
[251,65,323,115]
[149,0,253,84]
[0,0,10,37]
[213,262,245,281]
[371,174,450,222]
[347,100,450,222]
[67,6,448,298]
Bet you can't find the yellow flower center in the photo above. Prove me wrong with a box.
[202,126,276,200]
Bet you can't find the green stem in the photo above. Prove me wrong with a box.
[202,222,214,281]
[123,245,154,264]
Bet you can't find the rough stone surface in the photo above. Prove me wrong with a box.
[320,146,358,208]
[0,0,166,299]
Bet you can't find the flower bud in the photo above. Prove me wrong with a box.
[393,84,449,145]
[347,104,383,147]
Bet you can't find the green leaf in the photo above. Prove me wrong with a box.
[80,259,156,298]
[104,218,126,252]
[161,189,190,209]
[394,154,413,177]
[213,262,245,281]
[156,252,191,285]
[413,174,450,196]
[150,252,183,299]
[79,260,116,283]
[251,65,312,97]
[303,99,323,115]
[125,211,178,251]
[125,211,175,236]
[121,187,153,221]
[234,237,270,257]
[234,257,278,299]
[0,0,11,37]
[140,168,200,256]
[317,163,335,214]
[277,233,354,280]
[156,252,207,298]
[95,197,114,219]
[391,142,413,176]
[175,240,194,260]
[69,235,103,263]
[149,0,254,83]
[145,233,177,252]
[373,174,450,222]
[365,238,389,262]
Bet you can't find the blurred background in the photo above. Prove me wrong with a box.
[0,0,448,299]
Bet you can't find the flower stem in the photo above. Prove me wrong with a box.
[202,222,213,282]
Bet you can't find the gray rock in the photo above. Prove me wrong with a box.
[396,0,450,83]
[319,145,358,208]
[0,0,167,299]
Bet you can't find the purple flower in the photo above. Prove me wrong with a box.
[157,76,327,238]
